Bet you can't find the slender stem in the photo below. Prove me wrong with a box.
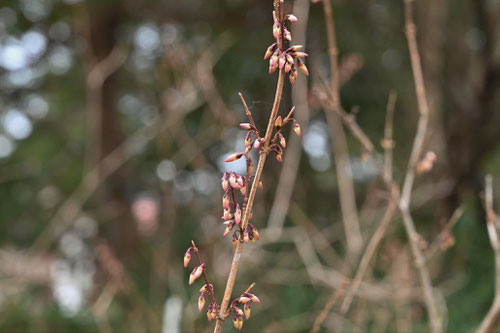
[400,1,441,332]
[191,241,217,304]
[214,68,286,333]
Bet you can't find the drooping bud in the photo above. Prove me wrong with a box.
[225,152,244,163]
[253,138,262,150]
[286,14,298,22]
[279,54,286,69]
[284,60,292,73]
[222,192,230,209]
[289,66,298,85]
[223,219,234,226]
[275,116,283,128]
[210,303,218,321]
[269,52,279,74]
[222,208,232,221]
[273,22,280,40]
[189,264,204,285]
[248,158,254,174]
[233,314,243,330]
[275,152,283,163]
[243,229,250,243]
[292,120,301,136]
[284,27,292,41]
[200,284,209,293]
[278,133,286,148]
[234,204,242,225]
[183,248,192,267]
[223,224,233,237]
[221,172,229,191]
[232,231,239,248]
[258,181,263,189]
[236,175,244,188]
[244,302,251,319]
[264,42,278,59]
[198,293,206,312]
[207,302,214,321]
[229,172,237,188]
[297,57,309,76]
[249,224,260,241]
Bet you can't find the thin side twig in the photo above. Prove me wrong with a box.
[310,280,349,333]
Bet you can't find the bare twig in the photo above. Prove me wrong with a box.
[340,185,399,313]
[399,1,442,332]
[311,280,349,333]
[477,175,500,333]
[322,0,362,261]
[382,91,397,182]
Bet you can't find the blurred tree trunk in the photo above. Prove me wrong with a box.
[441,0,500,216]
[77,1,139,262]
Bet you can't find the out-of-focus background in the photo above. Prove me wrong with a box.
[1,0,500,331]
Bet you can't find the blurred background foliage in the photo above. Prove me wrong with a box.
[1,0,500,332]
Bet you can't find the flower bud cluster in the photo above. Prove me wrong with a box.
[228,288,261,330]
[264,11,309,84]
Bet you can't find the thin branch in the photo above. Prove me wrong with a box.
[311,280,349,333]
[477,175,500,333]
[382,91,397,183]
[399,1,442,331]
[322,0,362,261]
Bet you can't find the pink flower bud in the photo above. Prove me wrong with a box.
[275,153,283,163]
[258,181,263,189]
[207,302,214,321]
[223,224,233,237]
[275,116,283,128]
[284,28,292,41]
[222,193,230,209]
[237,175,244,188]
[229,172,237,188]
[239,296,251,304]
[278,133,286,148]
[284,61,292,73]
[279,55,286,69]
[292,120,301,136]
[240,185,247,196]
[234,204,242,225]
[269,53,279,74]
[246,293,261,303]
[286,14,298,22]
[287,45,303,52]
[225,152,244,163]
[264,43,278,59]
[189,264,204,285]
[293,51,308,58]
[244,302,251,319]
[198,293,206,312]
[243,229,249,243]
[223,219,234,226]
[222,208,232,221]
[249,224,260,241]
[240,123,253,130]
[221,173,229,191]
[273,23,280,40]
[233,314,243,330]
[183,248,192,267]
[253,138,262,150]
